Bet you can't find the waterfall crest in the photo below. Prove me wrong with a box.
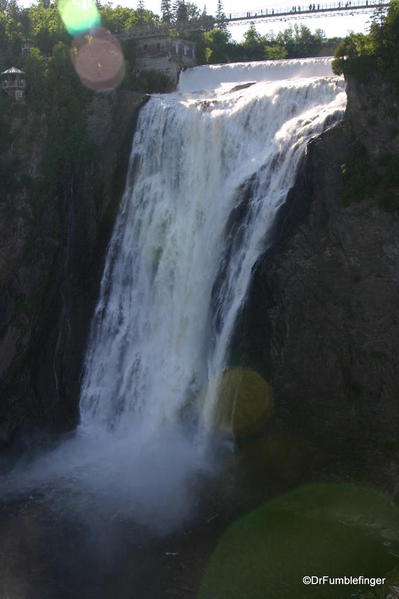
[80,58,346,438]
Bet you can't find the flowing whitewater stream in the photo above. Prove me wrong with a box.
[0,57,346,598]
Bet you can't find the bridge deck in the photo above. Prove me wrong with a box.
[227,0,389,21]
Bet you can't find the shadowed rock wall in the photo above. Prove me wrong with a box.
[0,91,147,446]
[234,76,399,448]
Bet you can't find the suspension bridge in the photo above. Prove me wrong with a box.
[117,0,389,38]
[226,0,389,23]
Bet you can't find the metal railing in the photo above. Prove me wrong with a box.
[227,0,389,21]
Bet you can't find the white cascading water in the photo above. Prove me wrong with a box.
[80,57,345,436]
[2,58,346,529]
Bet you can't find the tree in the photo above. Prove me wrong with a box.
[161,0,172,23]
[100,5,138,32]
[275,24,324,58]
[242,24,265,60]
[216,0,226,31]
[174,0,188,26]
[199,4,214,30]
[203,27,230,62]
[29,2,68,55]
[265,44,287,60]
[185,2,200,21]
[332,0,399,86]
[137,0,145,23]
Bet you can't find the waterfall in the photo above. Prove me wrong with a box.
[1,58,346,529]
[80,58,346,439]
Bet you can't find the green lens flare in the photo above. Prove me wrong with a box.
[59,0,100,36]
[199,483,399,599]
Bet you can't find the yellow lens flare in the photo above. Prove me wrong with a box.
[59,0,100,36]
[71,29,125,91]
[201,367,273,440]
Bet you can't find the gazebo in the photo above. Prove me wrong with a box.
[1,67,26,101]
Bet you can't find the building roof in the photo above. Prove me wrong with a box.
[1,67,25,75]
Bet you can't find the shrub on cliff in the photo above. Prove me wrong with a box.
[341,143,377,206]
[333,0,399,89]
[341,145,399,211]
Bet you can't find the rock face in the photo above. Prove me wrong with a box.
[346,74,399,160]
[0,91,146,446]
[234,75,399,447]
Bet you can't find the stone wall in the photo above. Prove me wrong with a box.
[135,55,181,84]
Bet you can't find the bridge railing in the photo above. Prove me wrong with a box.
[227,0,388,21]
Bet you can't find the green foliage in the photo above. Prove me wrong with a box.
[242,25,268,60]
[161,0,172,23]
[341,145,399,211]
[198,23,339,65]
[333,0,399,89]
[276,24,325,58]
[23,46,46,111]
[42,42,96,192]
[341,143,377,206]
[202,28,231,63]
[265,44,287,60]
[99,4,143,32]
[28,2,68,55]
[215,0,226,32]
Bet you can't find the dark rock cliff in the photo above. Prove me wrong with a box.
[234,74,399,450]
[0,91,146,447]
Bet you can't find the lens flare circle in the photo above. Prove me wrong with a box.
[59,0,100,36]
[71,29,125,92]
[202,368,273,440]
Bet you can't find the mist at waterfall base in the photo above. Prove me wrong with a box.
[1,59,346,536]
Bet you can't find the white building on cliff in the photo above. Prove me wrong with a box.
[1,67,26,101]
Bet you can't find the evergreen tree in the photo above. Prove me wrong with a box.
[161,0,172,23]
[216,0,227,31]
[199,4,214,31]
[174,0,188,26]
[137,0,145,22]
